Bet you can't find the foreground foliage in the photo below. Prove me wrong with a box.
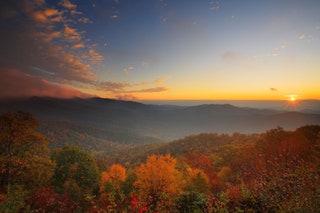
[0,112,319,212]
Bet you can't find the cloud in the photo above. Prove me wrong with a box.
[123,66,134,74]
[94,81,130,92]
[89,49,104,62]
[154,77,168,84]
[111,13,119,19]
[29,7,62,24]
[0,69,90,98]
[59,0,77,10]
[270,87,278,92]
[115,94,138,100]
[72,43,85,49]
[131,87,169,93]
[299,34,305,40]
[79,17,90,23]
[93,81,169,94]
[64,25,82,41]
[274,44,286,51]
[209,1,220,10]
[0,1,169,99]
[221,51,239,61]
[0,0,104,98]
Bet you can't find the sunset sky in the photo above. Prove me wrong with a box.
[0,0,319,100]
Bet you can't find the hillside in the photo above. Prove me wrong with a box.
[1,97,320,144]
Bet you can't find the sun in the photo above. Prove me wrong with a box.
[289,96,296,102]
[286,94,299,106]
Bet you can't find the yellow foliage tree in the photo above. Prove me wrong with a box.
[134,154,182,211]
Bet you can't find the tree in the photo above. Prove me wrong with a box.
[185,168,210,195]
[100,164,126,193]
[98,164,128,211]
[0,112,54,193]
[134,154,182,211]
[51,146,100,202]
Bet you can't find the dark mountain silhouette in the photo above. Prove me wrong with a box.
[1,97,320,142]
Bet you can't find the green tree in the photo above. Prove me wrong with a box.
[51,146,100,202]
[0,112,54,193]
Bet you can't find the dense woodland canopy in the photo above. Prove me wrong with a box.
[0,111,320,212]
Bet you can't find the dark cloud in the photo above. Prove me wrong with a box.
[270,87,278,92]
[115,94,138,100]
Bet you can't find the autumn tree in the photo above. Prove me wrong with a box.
[134,154,182,211]
[98,164,128,211]
[185,168,210,195]
[0,112,54,192]
[51,146,100,203]
[100,164,126,192]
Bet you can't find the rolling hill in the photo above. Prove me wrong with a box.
[1,97,320,146]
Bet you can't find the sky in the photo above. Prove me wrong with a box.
[0,0,319,101]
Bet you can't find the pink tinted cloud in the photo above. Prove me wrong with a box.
[0,0,101,90]
[0,69,91,98]
[222,51,239,61]
[59,0,77,10]
[0,0,99,99]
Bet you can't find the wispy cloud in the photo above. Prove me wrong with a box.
[274,44,286,51]
[209,1,220,10]
[94,81,130,92]
[154,77,168,84]
[131,87,169,93]
[93,81,169,95]
[123,66,134,74]
[221,51,240,61]
[89,49,104,62]
[270,87,278,92]
[299,34,305,40]
[59,0,77,10]
[72,43,85,49]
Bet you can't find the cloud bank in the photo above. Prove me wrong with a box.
[0,0,168,99]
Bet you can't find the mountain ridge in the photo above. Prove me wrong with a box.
[1,97,320,141]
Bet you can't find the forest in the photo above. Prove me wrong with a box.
[0,111,320,212]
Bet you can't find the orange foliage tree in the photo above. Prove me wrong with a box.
[98,164,127,211]
[100,164,126,193]
[134,154,182,211]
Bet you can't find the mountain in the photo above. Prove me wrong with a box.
[1,97,320,143]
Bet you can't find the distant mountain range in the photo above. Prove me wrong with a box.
[1,97,320,143]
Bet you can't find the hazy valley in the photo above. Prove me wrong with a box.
[1,97,320,143]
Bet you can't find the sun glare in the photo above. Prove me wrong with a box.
[290,97,296,102]
[285,95,299,109]
[286,94,298,102]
